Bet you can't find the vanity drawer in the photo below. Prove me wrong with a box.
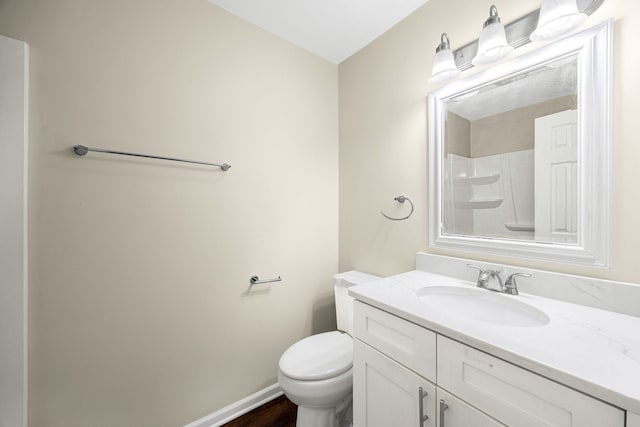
[628,412,640,427]
[354,301,436,382]
[437,336,625,427]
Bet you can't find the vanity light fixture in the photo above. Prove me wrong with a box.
[472,5,514,66]
[429,33,461,84]
[530,0,587,41]
[435,0,603,72]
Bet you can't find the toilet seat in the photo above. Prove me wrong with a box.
[279,331,352,381]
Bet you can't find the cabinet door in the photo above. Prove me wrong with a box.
[436,388,505,427]
[437,336,625,427]
[354,339,435,427]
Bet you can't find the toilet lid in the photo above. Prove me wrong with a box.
[279,331,352,381]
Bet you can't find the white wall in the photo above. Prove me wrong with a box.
[445,150,535,240]
[339,0,640,283]
[0,34,28,427]
[0,0,339,426]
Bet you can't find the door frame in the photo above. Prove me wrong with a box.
[0,33,29,427]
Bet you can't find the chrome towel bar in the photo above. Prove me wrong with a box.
[250,275,282,285]
[72,145,231,171]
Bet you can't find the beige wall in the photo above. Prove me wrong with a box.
[445,95,576,159]
[445,112,471,158]
[0,1,338,426]
[470,95,577,157]
[339,0,640,283]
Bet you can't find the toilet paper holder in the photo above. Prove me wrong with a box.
[250,275,282,285]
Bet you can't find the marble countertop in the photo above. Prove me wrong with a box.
[349,270,640,414]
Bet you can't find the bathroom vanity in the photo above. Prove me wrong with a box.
[349,20,633,425]
[349,254,640,427]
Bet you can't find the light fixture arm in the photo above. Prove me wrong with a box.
[483,5,502,27]
[453,0,604,71]
[436,33,451,53]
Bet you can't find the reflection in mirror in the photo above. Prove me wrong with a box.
[443,56,578,244]
[429,21,612,266]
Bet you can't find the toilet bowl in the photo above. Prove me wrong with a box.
[278,271,380,427]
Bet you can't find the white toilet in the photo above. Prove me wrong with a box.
[278,271,380,427]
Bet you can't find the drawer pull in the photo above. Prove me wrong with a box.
[439,399,449,427]
[418,387,429,426]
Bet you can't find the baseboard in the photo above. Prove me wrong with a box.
[184,383,283,427]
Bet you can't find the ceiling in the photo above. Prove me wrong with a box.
[447,58,578,121]
[207,0,430,64]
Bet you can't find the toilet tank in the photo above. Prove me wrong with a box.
[333,271,380,336]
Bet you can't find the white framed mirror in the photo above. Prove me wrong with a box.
[428,20,612,266]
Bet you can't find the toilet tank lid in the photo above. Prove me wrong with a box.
[279,331,352,381]
[333,271,380,285]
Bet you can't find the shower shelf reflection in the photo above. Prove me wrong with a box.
[454,198,503,209]
[504,223,535,232]
[454,173,500,185]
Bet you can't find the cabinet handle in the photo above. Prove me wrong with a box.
[418,387,429,427]
[439,399,449,427]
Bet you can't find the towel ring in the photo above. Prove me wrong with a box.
[381,196,414,221]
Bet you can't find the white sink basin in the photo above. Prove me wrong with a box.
[416,286,550,327]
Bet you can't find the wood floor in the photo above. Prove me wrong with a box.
[222,395,297,427]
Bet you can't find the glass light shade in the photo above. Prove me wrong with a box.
[472,21,514,66]
[430,48,461,84]
[530,0,587,41]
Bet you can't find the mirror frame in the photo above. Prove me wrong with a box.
[428,20,612,267]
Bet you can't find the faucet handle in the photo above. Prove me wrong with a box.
[467,264,502,274]
[466,264,485,273]
[467,264,489,288]
[504,273,531,295]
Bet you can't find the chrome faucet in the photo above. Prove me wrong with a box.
[467,264,504,291]
[467,264,532,295]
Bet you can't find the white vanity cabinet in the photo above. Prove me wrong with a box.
[353,300,437,426]
[353,301,627,427]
